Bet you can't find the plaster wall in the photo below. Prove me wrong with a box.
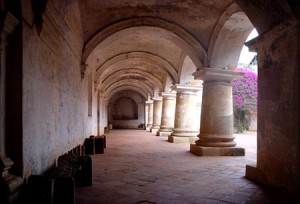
[98,92,107,135]
[21,1,92,176]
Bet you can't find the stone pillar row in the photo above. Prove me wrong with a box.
[144,68,244,155]
[145,84,202,143]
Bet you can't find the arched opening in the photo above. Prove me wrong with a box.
[234,29,258,134]
[108,90,145,129]
[112,97,138,120]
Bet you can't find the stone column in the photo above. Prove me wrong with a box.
[144,101,149,130]
[190,68,245,156]
[145,100,153,131]
[195,90,203,132]
[157,92,176,136]
[168,84,201,143]
[150,97,162,134]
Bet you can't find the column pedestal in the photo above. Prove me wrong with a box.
[157,92,176,137]
[190,68,245,156]
[0,156,23,203]
[169,84,201,143]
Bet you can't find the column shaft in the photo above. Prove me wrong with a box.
[196,82,235,147]
[151,98,162,133]
[168,84,201,143]
[144,102,149,130]
[146,101,153,130]
[157,92,176,136]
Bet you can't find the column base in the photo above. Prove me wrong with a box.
[190,144,245,156]
[168,136,198,143]
[156,131,172,137]
[150,128,159,134]
[245,164,268,185]
[146,125,152,131]
[0,156,24,203]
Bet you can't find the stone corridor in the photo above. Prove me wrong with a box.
[75,130,296,204]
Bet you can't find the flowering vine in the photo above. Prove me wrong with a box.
[232,68,257,132]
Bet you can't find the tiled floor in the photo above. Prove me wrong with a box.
[75,130,298,204]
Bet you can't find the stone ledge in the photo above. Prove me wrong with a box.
[190,144,245,156]
[168,136,198,143]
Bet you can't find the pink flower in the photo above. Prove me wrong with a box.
[232,68,257,112]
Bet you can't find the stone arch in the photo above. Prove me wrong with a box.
[208,3,254,69]
[178,55,197,84]
[95,51,178,87]
[82,17,207,68]
[108,90,145,129]
[102,75,158,95]
[107,86,148,101]
[103,79,156,97]
[112,97,138,120]
[234,0,295,34]
[163,76,174,92]
[101,69,164,91]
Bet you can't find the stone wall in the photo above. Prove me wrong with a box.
[22,0,95,176]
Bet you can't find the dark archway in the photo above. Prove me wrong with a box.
[112,97,138,120]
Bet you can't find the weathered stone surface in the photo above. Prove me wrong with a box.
[245,18,300,194]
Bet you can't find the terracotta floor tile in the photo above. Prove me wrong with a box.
[75,130,297,204]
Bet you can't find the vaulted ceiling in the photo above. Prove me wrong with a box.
[78,0,254,100]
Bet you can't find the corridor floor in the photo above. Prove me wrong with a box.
[75,130,297,204]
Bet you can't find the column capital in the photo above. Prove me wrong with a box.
[145,99,153,104]
[171,84,202,93]
[159,92,176,99]
[151,97,162,101]
[193,68,243,84]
